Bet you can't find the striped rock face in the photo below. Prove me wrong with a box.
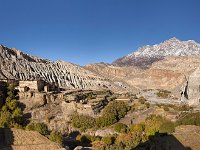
[0,45,127,92]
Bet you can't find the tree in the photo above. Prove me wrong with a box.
[114,123,128,133]
[96,101,129,127]
[130,123,145,135]
[116,133,141,149]
[71,114,96,131]
[49,131,63,146]
[0,111,12,127]
[159,121,175,133]
[102,135,115,145]
[0,83,23,128]
[26,122,49,135]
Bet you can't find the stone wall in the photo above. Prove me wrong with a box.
[19,80,45,92]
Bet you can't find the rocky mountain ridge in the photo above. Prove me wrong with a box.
[113,37,200,68]
[0,45,127,91]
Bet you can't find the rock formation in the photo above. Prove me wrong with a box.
[2,38,200,105]
[0,45,127,92]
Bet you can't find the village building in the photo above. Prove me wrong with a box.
[18,80,59,93]
[18,80,45,92]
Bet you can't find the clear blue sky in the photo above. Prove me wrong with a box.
[0,0,199,65]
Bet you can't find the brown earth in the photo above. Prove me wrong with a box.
[0,128,61,150]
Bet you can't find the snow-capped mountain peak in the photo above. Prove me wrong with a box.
[112,38,200,68]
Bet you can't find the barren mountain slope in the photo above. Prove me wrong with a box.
[85,61,186,93]
[0,45,127,91]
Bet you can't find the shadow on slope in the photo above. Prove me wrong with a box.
[0,128,14,150]
[134,132,191,150]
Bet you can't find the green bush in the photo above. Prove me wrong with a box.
[159,121,175,133]
[114,123,128,133]
[96,115,117,128]
[71,114,96,131]
[145,102,150,108]
[130,123,145,135]
[49,131,63,146]
[176,112,200,126]
[96,101,129,127]
[102,135,115,145]
[138,96,146,104]
[116,133,141,149]
[144,115,166,138]
[0,83,23,128]
[26,122,49,135]
[156,90,171,98]
[0,111,12,127]
[163,106,170,111]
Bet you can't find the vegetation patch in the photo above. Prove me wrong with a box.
[71,114,96,131]
[114,123,128,133]
[176,112,200,126]
[96,101,130,127]
[138,96,146,104]
[0,84,23,128]
[156,90,171,98]
[26,122,49,135]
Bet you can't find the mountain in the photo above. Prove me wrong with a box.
[0,45,127,91]
[112,38,200,68]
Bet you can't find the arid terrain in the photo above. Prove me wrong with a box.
[1,38,200,149]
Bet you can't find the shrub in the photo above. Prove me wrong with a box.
[130,105,136,112]
[0,111,12,127]
[177,105,191,111]
[26,122,35,130]
[115,133,141,149]
[0,83,23,128]
[176,112,200,126]
[144,115,166,138]
[102,135,115,145]
[145,102,150,108]
[130,123,145,135]
[71,114,96,131]
[114,123,128,133]
[12,107,23,124]
[26,122,49,135]
[96,114,117,128]
[159,121,175,133]
[163,106,170,111]
[34,122,49,135]
[138,96,146,104]
[103,101,129,119]
[156,90,171,98]
[96,101,129,127]
[49,131,63,146]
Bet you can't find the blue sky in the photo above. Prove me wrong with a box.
[0,0,199,65]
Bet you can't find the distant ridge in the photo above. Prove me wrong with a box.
[112,38,200,68]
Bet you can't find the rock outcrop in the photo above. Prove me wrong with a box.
[180,68,200,105]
